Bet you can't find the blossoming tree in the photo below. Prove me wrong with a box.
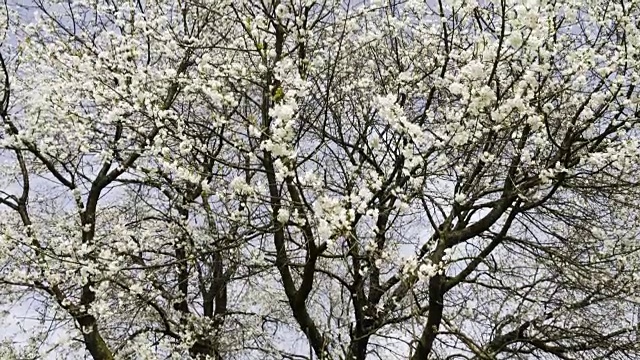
[1,0,640,359]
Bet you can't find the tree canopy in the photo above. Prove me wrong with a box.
[1,0,640,359]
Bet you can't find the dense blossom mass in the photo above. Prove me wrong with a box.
[0,0,640,359]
